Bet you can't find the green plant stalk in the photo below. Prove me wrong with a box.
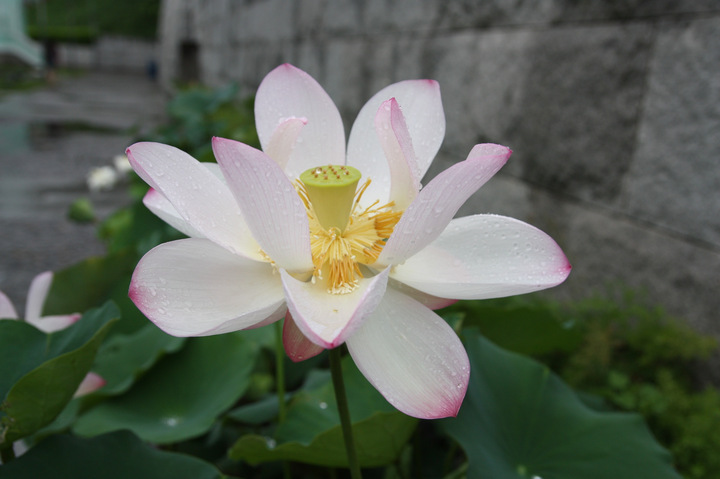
[330,347,362,479]
[1,445,16,464]
[275,320,287,424]
[274,320,291,479]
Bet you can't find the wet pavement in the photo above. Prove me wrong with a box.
[0,71,166,312]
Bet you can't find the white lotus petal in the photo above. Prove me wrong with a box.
[388,278,457,310]
[126,142,261,260]
[346,288,469,419]
[129,238,286,337]
[280,267,390,348]
[282,311,325,362]
[265,117,307,170]
[347,80,444,204]
[378,144,511,266]
[0,291,18,319]
[374,98,421,210]
[255,64,345,179]
[143,188,204,238]
[141,163,227,239]
[25,271,52,323]
[30,314,81,333]
[392,215,572,299]
[213,137,313,273]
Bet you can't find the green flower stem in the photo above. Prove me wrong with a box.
[1,445,15,464]
[275,320,287,424]
[329,347,362,479]
[275,320,291,479]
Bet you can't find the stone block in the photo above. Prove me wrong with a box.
[433,0,720,29]
[415,29,534,175]
[504,24,652,203]
[618,17,720,247]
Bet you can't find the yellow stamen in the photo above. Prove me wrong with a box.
[297,169,403,294]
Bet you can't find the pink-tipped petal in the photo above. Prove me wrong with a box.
[378,144,512,266]
[347,80,444,203]
[129,238,286,337]
[212,137,313,274]
[282,311,325,362]
[73,372,106,398]
[391,214,572,299]
[374,98,421,210]
[143,188,205,238]
[30,314,81,333]
[279,267,390,349]
[265,117,307,170]
[0,291,18,319]
[25,271,53,324]
[255,64,345,179]
[346,288,469,419]
[126,142,261,260]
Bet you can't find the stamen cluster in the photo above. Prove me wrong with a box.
[296,175,402,294]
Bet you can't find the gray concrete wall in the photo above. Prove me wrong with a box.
[59,36,157,72]
[157,0,720,336]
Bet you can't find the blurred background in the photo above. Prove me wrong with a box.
[1,0,718,348]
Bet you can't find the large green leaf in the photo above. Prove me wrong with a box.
[43,252,136,316]
[441,330,683,479]
[450,302,581,356]
[0,430,233,479]
[73,332,259,443]
[0,302,119,445]
[92,323,185,396]
[229,356,417,467]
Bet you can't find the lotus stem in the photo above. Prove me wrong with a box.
[330,347,362,479]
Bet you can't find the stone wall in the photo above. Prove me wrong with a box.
[59,36,157,73]
[157,0,720,335]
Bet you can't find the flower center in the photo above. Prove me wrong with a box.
[298,165,402,294]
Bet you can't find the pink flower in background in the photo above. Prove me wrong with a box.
[127,64,570,419]
[0,272,105,397]
[0,271,80,332]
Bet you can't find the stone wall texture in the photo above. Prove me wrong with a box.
[157,0,720,335]
[60,36,156,72]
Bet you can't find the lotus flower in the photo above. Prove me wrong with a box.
[0,272,105,397]
[126,64,570,419]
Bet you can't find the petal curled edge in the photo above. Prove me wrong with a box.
[127,142,261,260]
[0,291,18,319]
[255,64,346,179]
[142,163,229,239]
[378,144,511,266]
[25,271,53,323]
[265,117,307,170]
[213,137,313,274]
[374,98,421,210]
[347,80,444,204]
[280,267,390,349]
[143,188,205,239]
[392,214,572,299]
[129,238,286,337]
[346,288,469,419]
[388,278,457,310]
[282,311,325,362]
